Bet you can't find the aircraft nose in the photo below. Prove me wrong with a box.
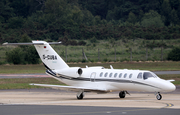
[165,82,176,92]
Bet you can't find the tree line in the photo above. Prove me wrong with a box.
[1,0,180,64]
[1,0,180,43]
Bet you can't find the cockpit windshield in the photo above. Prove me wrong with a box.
[143,72,156,80]
[152,72,159,78]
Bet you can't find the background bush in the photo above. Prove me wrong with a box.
[167,47,180,61]
[6,46,39,65]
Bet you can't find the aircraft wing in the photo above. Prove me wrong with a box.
[30,83,108,93]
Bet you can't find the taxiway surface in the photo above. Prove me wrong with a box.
[0,88,180,115]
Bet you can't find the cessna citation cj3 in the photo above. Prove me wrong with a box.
[3,41,176,100]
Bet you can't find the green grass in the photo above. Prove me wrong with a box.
[0,78,64,89]
[0,61,179,74]
[0,64,45,74]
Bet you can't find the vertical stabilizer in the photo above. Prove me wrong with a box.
[32,41,69,70]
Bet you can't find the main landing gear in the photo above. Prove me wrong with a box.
[77,91,84,100]
[119,91,130,98]
[156,92,162,100]
[119,91,126,98]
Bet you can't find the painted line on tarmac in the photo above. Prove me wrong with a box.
[165,103,174,108]
[153,101,174,108]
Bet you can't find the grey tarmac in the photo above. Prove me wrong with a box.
[0,87,180,115]
[0,105,180,115]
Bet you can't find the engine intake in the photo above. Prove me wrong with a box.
[78,68,83,75]
[54,67,83,78]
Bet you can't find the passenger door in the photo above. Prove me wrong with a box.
[90,72,96,82]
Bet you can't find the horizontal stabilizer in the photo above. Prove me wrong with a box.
[2,42,61,45]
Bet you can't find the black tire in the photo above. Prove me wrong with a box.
[119,91,126,98]
[156,93,162,100]
[77,93,84,100]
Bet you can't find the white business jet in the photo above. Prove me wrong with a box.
[3,41,176,100]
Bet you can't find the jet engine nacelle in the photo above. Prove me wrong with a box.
[54,67,83,78]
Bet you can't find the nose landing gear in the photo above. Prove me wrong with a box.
[156,92,162,100]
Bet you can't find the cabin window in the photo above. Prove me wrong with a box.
[109,73,113,77]
[143,72,154,80]
[119,73,122,78]
[114,73,117,78]
[100,72,103,77]
[129,74,132,78]
[104,72,108,77]
[124,73,127,78]
[137,72,142,79]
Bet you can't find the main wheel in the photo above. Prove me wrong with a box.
[156,93,162,100]
[119,91,126,98]
[77,93,84,100]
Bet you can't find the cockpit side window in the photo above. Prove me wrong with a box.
[143,72,154,80]
[137,72,142,79]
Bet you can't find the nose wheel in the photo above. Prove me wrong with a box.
[156,92,162,100]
